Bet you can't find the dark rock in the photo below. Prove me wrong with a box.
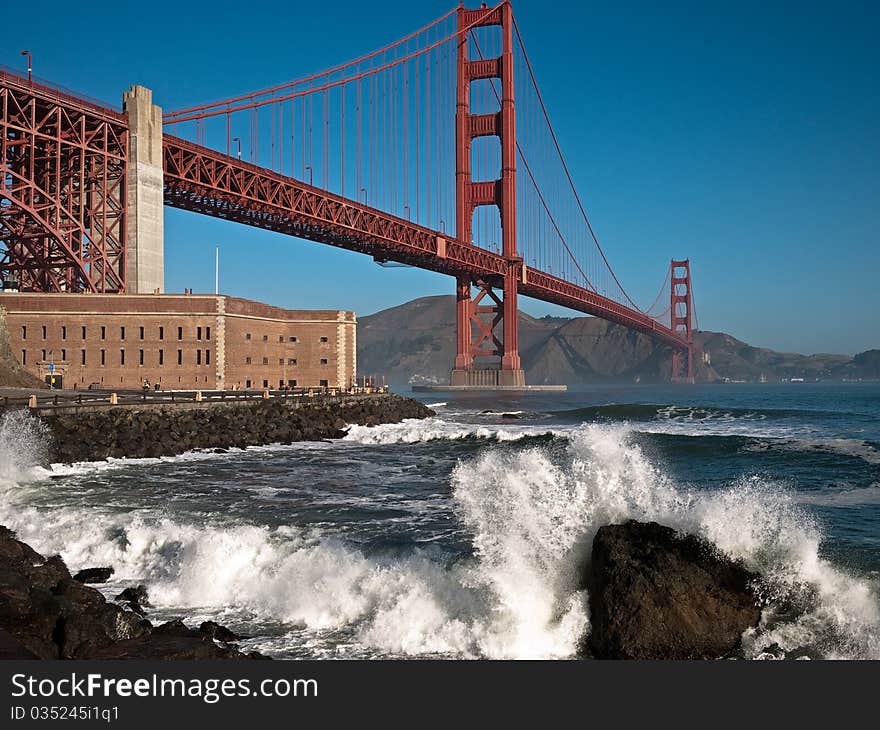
[152,619,200,638]
[0,526,258,660]
[51,578,151,659]
[87,634,264,660]
[200,620,242,643]
[115,585,150,606]
[0,627,38,659]
[584,520,762,660]
[501,412,521,419]
[73,567,114,584]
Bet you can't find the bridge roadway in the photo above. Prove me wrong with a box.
[0,68,686,354]
[162,135,686,351]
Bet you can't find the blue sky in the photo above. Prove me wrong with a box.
[3,0,878,354]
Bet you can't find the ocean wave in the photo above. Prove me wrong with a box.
[794,484,880,507]
[551,402,869,423]
[747,438,880,465]
[342,417,566,445]
[0,411,877,659]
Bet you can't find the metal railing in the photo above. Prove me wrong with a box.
[0,386,391,412]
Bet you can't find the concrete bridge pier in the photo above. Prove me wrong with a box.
[123,85,164,294]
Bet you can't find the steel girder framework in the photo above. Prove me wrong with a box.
[0,71,128,292]
[163,135,688,352]
[670,258,694,381]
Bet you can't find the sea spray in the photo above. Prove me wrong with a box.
[0,411,878,659]
[0,409,49,484]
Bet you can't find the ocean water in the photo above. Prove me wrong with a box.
[0,383,878,659]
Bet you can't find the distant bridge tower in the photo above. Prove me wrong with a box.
[451,2,525,387]
[670,258,694,383]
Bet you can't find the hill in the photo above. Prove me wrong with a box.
[357,296,875,385]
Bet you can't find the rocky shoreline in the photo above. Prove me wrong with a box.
[36,393,434,463]
[0,526,265,660]
[0,517,765,660]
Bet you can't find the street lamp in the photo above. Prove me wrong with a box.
[304,165,313,186]
[20,50,32,82]
[403,204,411,221]
[231,137,241,160]
[359,187,367,204]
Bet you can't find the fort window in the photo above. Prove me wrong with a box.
[262,357,269,365]
[159,326,164,340]
[206,327,211,340]
[139,350,144,366]
[279,379,284,388]
[100,349,106,366]
[245,333,251,341]
[81,350,86,366]
[320,358,328,365]
[177,327,183,340]
[120,349,125,365]
[319,379,329,387]
[206,350,211,366]
[139,326,145,340]
[120,327,125,340]
[245,357,252,365]
[320,336,329,343]
[289,336,297,342]
[41,350,46,361]
[21,350,26,365]
[159,349,164,366]
[197,327,202,340]
[288,379,297,387]
[289,358,297,366]
[61,349,66,361]
[262,335,269,342]
[278,358,284,366]
[197,350,202,365]
[262,379,269,388]
[81,326,87,339]
[61,326,67,340]
[21,326,26,340]
[101,326,106,340]
[177,349,183,366]
[279,336,284,343]
[41,325,46,339]
[246,380,252,389]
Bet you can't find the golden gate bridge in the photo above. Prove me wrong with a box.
[0,1,696,384]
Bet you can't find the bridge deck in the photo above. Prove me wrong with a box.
[162,136,687,350]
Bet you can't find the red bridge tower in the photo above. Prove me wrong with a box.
[670,258,694,383]
[451,2,525,387]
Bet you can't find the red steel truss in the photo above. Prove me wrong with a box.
[162,135,688,351]
[670,258,694,382]
[0,0,695,382]
[453,2,522,382]
[0,70,128,293]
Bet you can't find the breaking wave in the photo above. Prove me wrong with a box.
[0,410,877,659]
[342,417,563,445]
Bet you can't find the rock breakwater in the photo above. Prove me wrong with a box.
[37,394,433,463]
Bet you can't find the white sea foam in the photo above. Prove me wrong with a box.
[772,438,880,465]
[342,417,563,445]
[0,410,877,659]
